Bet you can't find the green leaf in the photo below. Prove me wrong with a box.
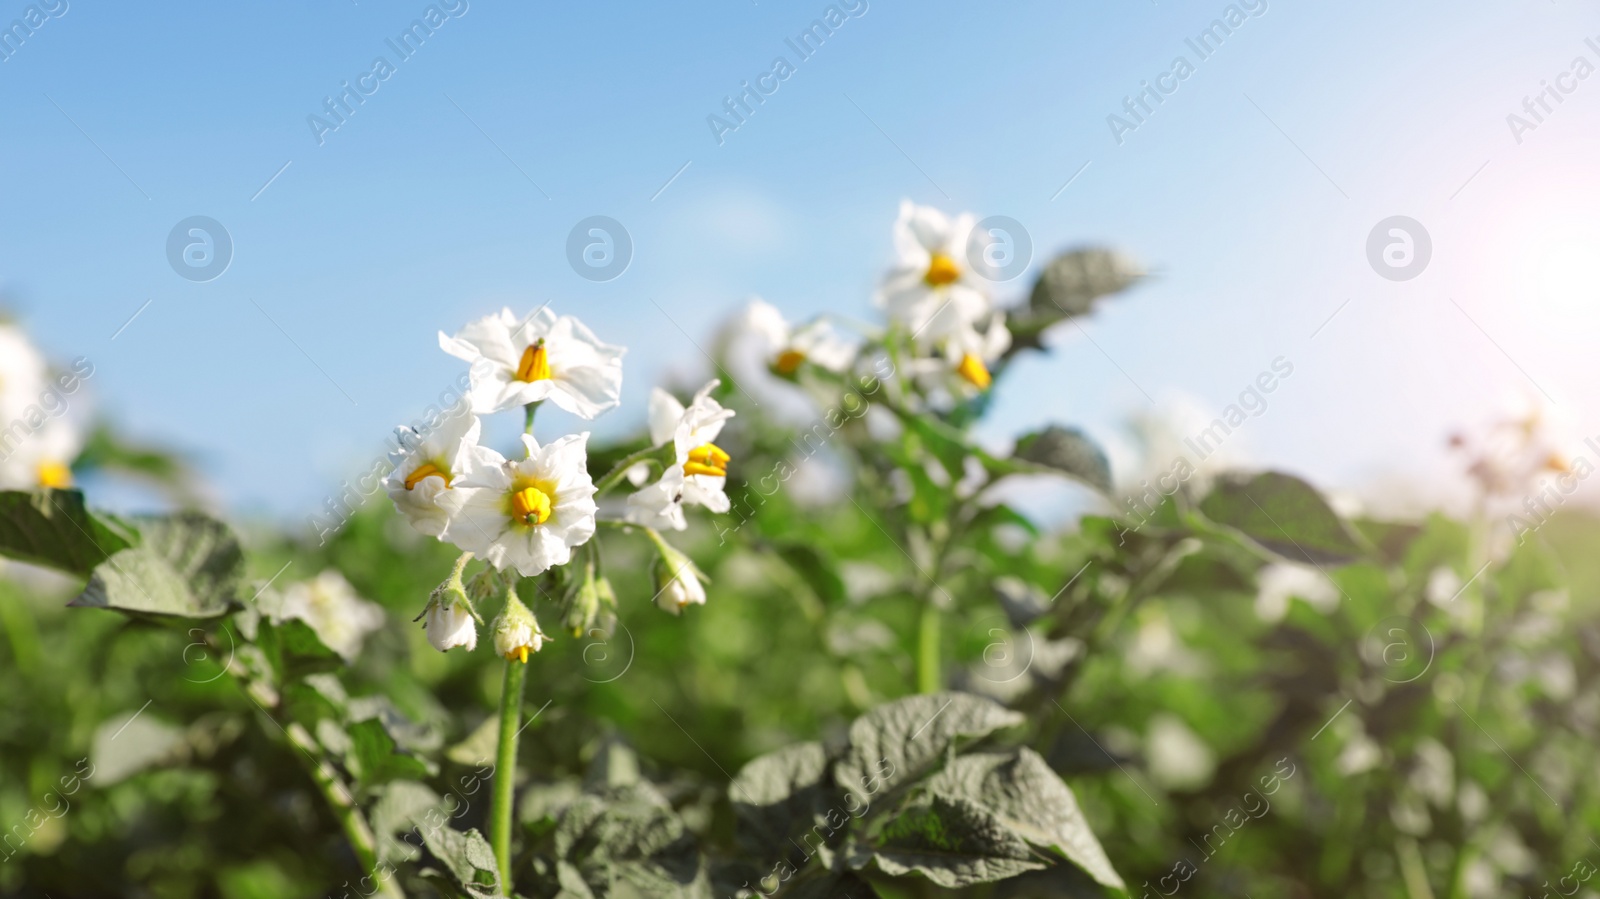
[0,489,131,575]
[1198,471,1366,565]
[855,793,1044,888]
[70,512,244,618]
[1028,248,1144,319]
[422,825,502,897]
[730,742,838,859]
[369,780,443,865]
[555,786,709,898]
[349,717,435,791]
[1013,427,1113,493]
[835,693,1024,807]
[1009,249,1144,353]
[926,749,1125,893]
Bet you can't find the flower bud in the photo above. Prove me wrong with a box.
[493,590,547,664]
[416,554,482,652]
[651,540,707,615]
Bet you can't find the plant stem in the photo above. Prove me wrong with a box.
[490,656,528,890]
[916,601,941,694]
[593,445,670,496]
[523,401,539,437]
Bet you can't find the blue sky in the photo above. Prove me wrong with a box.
[4,0,1598,523]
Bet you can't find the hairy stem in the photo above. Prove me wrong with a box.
[490,657,528,890]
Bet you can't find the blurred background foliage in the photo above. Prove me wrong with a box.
[3,248,1597,898]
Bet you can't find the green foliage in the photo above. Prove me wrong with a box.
[4,228,1594,899]
[0,488,130,574]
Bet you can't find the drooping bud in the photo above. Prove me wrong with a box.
[493,588,547,663]
[417,554,482,653]
[649,536,707,615]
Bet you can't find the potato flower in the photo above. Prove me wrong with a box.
[877,201,992,347]
[384,413,500,539]
[448,433,598,577]
[625,381,735,531]
[440,307,624,419]
[740,299,856,377]
[275,570,387,661]
[0,325,81,490]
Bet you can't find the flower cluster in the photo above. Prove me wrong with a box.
[390,306,740,656]
[0,323,88,491]
[394,201,1012,656]
[726,200,1011,405]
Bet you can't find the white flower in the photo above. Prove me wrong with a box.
[425,599,478,652]
[741,299,856,377]
[448,433,598,576]
[624,381,735,531]
[877,201,993,346]
[275,570,387,661]
[0,414,81,491]
[492,594,547,663]
[384,413,499,539]
[440,307,624,419]
[0,325,82,491]
[1254,563,1339,622]
[906,313,1011,402]
[0,324,47,424]
[941,312,1010,393]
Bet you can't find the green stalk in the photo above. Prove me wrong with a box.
[490,656,528,890]
[916,602,941,694]
[593,445,672,496]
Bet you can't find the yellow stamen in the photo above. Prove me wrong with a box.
[955,353,992,391]
[511,485,552,526]
[37,461,71,489]
[773,349,807,376]
[515,340,552,383]
[404,462,449,491]
[684,443,729,478]
[923,252,961,286]
[506,645,530,664]
[1547,453,1571,474]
